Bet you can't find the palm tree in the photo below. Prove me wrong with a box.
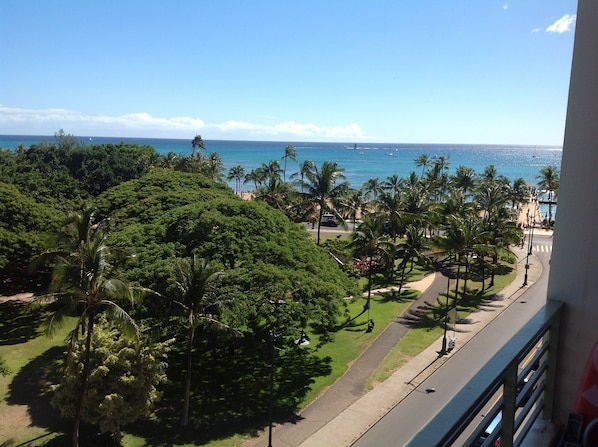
[509,177,530,208]
[375,189,405,242]
[348,214,392,321]
[536,165,560,223]
[244,168,266,190]
[254,175,295,213]
[452,165,477,198]
[281,144,297,182]
[191,134,206,159]
[290,160,315,193]
[301,161,349,245]
[227,165,245,194]
[381,173,402,196]
[362,177,383,201]
[201,152,225,181]
[436,213,484,301]
[475,179,510,222]
[341,188,369,231]
[34,206,139,447]
[259,160,283,184]
[397,225,430,295]
[414,154,430,178]
[173,255,233,427]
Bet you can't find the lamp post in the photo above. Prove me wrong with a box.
[440,254,453,355]
[523,202,537,287]
[266,329,310,447]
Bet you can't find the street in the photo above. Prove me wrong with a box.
[351,234,553,446]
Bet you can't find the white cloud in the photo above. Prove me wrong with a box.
[546,14,576,33]
[0,106,364,141]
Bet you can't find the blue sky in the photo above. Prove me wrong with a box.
[0,1,577,145]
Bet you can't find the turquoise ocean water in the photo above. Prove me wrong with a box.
[0,135,562,187]
[1,135,561,216]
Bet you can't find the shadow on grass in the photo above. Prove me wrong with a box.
[6,346,67,433]
[0,301,45,346]
[125,336,332,446]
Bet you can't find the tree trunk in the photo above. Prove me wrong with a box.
[316,203,324,246]
[181,324,196,427]
[72,313,95,447]
[398,260,408,296]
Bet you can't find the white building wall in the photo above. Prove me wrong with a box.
[547,0,598,424]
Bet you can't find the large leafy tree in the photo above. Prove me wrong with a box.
[300,161,349,245]
[0,182,62,277]
[34,206,140,447]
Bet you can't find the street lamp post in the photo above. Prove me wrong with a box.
[440,254,453,355]
[266,329,310,447]
[523,203,537,287]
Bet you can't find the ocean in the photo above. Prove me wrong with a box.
[1,135,561,216]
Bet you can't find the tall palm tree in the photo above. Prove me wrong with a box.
[414,154,430,178]
[281,144,297,182]
[227,165,245,194]
[397,225,430,295]
[258,160,283,184]
[475,179,510,221]
[191,134,206,159]
[173,255,232,427]
[452,165,477,198]
[436,213,484,301]
[254,175,295,213]
[341,187,369,231]
[362,177,383,201]
[201,152,225,181]
[301,161,349,245]
[509,177,530,208]
[244,168,266,190]
[536,165,560,223]
[35,206,139,447]
[381,173,402,196]
[348,214,392,321]
[375,189,405,242]
[290,159,315,193]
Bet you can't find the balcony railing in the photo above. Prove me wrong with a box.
[406,300,563,447]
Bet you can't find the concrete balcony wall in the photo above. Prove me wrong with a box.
[547,0,598,425]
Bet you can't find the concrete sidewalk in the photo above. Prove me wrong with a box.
[248,237,547,447]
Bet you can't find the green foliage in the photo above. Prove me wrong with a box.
[51,317,173,438]
[0,356,9,376]
[0,182,63,273]
[98,171,356,338]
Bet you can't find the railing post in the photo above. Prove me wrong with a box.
[543,300,563,420]
[502,361,518,447]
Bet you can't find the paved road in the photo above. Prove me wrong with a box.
[351,234,553,446]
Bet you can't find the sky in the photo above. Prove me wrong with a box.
[0,1,577,145]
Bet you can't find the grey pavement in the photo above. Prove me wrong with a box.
[247,233,548,447]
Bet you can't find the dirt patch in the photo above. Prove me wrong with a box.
[0,402,32,442]
[0,292,35,304]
